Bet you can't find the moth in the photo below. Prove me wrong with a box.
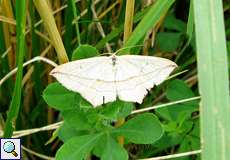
[50,55,177,107]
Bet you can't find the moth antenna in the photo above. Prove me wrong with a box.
[98,45,144,57]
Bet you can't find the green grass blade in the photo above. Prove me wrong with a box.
[3,0,26,138]
[64,0,74,56]
[187,0,194,40]
[123,0,175,53]
[70,0,81,45]
[194,0,230,159]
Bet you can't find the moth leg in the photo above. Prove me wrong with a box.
[103,96,105,104]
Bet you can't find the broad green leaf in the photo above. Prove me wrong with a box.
[58,122,89,142]
[190,121,200,149]
[93,133,128,160]
[100,100,134,120]
[92,133,108,157]
[178,138,191,160]
[152,133,183,149]
[99,102,121,120]
[155,104,197,121]
[113,113,163,144]
[72,44,98,60]
[163,122,177,132]
[178,131,200,160]
[101,134,128,160]
[156,79,198,121]
[43,82,82,110]
[62,109,93,130]
[166,79,195,102]
[116,101,134,119]
[163,14,186,32]
[61,108,113,134]
[79,98,94,109]
[56,133,102,160]
[179,120,193,133]
[156,32,182,52]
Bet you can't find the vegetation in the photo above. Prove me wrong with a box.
[0,0,229,159]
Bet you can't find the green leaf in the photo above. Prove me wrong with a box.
[156,79,198,121]
[178,138,191,160]
[179,120,193,133]
[190,121,200,149]
[58,122,89,142]
[43,82,82,110]
[100,100,134,120]
[116,101,134,119]
[152,133,183,149]
[56,133,102,160]
[101,134,128,160]
[113,113,163,144]
[166,79,195,102]
[163,14,186,32]
[72,44,99,60]
[156,32,182,52]
[100,103,121,120]
[62,109,93,130]
[156,104,197,122]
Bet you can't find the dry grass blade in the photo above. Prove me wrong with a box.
[33,0,69,64]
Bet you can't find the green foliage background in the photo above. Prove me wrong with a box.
[0,0,229,159]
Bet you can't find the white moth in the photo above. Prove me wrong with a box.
[50,55,177,107]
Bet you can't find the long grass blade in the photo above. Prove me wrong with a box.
[3,0,27,138]
[194,0,230,159]
[70,0,81,45]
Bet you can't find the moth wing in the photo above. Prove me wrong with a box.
[115,55,177,103]
[50,56,117,107]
